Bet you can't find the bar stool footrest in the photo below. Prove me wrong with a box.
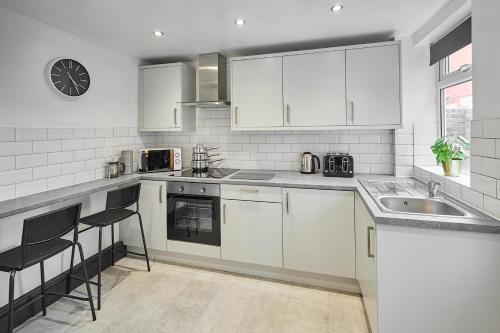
[114,248,147,257]
[70,274,99,286]
[47,291,92,302]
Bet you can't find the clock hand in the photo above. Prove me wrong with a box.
[66,72,80,94]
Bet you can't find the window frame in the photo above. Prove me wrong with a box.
[437,47,472,138]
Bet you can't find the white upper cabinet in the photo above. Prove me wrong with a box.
[231,56,284,128]
[346,44,401,126]
[139,63,195,132]
[230,41,401,130]
[283,51,347,127]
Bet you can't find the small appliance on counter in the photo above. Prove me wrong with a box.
[300,152,321,174]
[119,150,133,175]
[138,148,182,173]
[106,161,125,178]
[323,153,354,178]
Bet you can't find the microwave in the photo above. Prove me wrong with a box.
[138,148,182,173]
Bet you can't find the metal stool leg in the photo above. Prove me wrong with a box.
[40,261,47,316]
[137,212,151,272]
[97,226,102,310]
[8,270,16,333]
[111,224,115,266]
[66,243,76,294]
[76,242,96,321]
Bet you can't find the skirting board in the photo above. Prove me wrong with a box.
[128,246,361,294]
[0,242,127,333]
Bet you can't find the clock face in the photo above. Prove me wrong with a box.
[49,59,90,97]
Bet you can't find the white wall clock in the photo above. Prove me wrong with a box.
[47,58,90,98]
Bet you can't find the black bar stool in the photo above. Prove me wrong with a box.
[76,183,150,310]
[0,203,96,333]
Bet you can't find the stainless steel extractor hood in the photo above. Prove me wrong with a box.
[181,52,230,108]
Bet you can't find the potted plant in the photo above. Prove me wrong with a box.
[431,135,470,177]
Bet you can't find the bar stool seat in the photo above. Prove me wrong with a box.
[76,183,150,311]
[81,208,135,227]
[0,239,72,272]
[1,203,96,333]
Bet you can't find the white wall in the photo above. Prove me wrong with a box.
[394,37,437,176]
[0,6,139,128]
[472,0,500,121]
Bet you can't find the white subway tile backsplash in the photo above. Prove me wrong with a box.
[0,185,15,201]
[0,141,32,156]
[0,128,15,142]
[0,156,15,171]
[470,120,483,138]
[15,179,47,197]
[16,128,47,141]
[73,170,96,184]
[113,127,129,137]
[74,128,96,138]
[61,139,85,151]
[47,174,74,190]
[48,128,74,140]
[33,140,61,153]
[73,149,95,161]
[482,119,500,138]
[482,157,500,179]
[96,128,114,138]
[471,173,497,197]
[0,168,32,186]
[16,154,47,168]
[85,138,105,149]
[61,161,86,175]
[48,151,73,164]
[33,164,61,180]
[483,195,500,219]
[461,186,484,209]
[471,138,496,158]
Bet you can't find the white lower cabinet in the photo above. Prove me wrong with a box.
[121,180,167,251]
[282,188,355,277]
[355,193,378,333]
[220,199,283,268]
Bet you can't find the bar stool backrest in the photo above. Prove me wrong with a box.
[21,203,82,268]
[105,183,141,212]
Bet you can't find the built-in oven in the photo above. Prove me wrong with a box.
[167,182,220,246]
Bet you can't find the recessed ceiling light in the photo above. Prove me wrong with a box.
[234,18,246,26]
[330,4,344,12]
[153,30,164,37]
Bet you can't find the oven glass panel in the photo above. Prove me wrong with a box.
[167,195,220,246]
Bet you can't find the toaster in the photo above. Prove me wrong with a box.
[323,153,354,178]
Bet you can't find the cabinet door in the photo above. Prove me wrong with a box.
[346,45,401,126]
[121,180,167,251]
[283,51,346,126]
[231,57,283,128]
[221,199,283,268]
[283,188,355,277]
[355,193,378,333]
[142,66,181,129]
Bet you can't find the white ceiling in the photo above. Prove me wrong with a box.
[0,0,449,61]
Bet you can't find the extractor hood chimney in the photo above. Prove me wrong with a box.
[181,52,230,108]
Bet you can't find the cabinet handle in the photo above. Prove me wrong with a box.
[367,226,375,258]
[285,192,289,214]
[174,108,178,127]
[234,107,239,125]
[287,105,291,124]
[239,188,258,193]
[223,204,227,224]
[350,101,354,124]
[159,185,163,203]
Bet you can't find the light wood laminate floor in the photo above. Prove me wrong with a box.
[16,257,369,333]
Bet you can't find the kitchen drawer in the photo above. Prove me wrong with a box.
[221,184,282,202]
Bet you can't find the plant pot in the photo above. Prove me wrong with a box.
[442,160,462,177]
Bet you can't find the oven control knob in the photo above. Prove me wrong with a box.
[178,186,184,192]
[200,187,206,193]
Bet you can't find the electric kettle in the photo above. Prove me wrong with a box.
[300,152,321,174]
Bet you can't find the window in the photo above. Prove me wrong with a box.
[438,43,472,169]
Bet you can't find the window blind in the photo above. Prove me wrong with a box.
[430,17,471,66]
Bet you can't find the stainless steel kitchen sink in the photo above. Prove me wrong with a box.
[378,196,467,217]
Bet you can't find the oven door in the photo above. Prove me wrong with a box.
[167,194,221,246]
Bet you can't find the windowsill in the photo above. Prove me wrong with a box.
[415,165,470,188]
